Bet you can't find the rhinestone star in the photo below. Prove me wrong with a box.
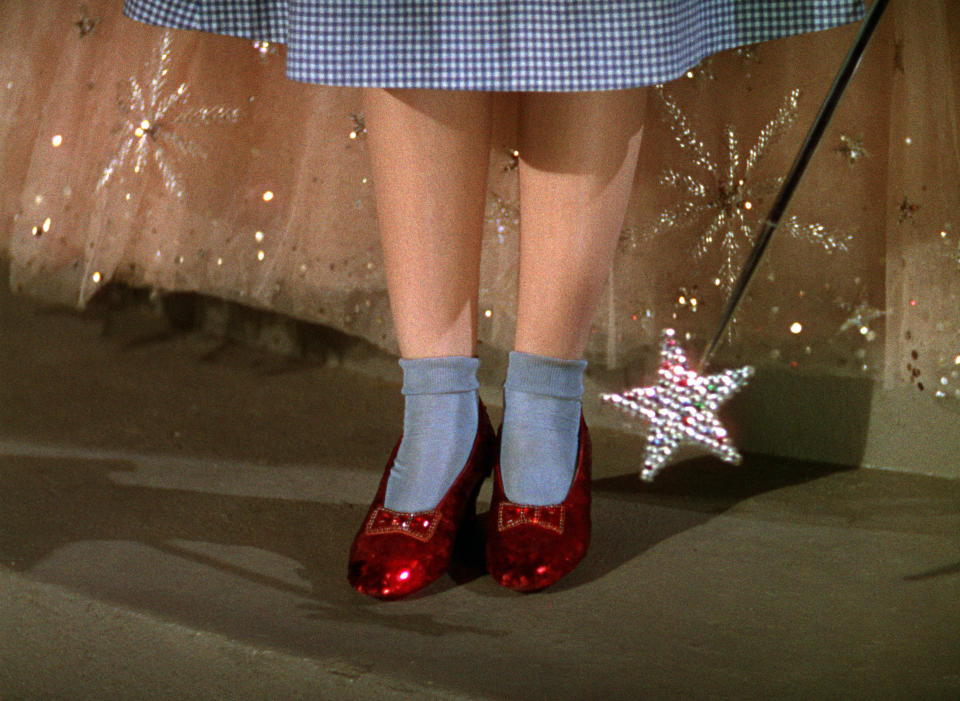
[602,329,755,481]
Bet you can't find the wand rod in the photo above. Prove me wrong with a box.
[700,0,892,370]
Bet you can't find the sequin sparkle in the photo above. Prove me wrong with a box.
[602,328,754,481]
[96,31,242,198]
[636,89,850,294]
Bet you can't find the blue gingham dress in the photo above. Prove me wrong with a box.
[122,1,865,91]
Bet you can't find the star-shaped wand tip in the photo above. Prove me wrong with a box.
[601,328,754,482]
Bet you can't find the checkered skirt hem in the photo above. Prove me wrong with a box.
[122,1,864,91]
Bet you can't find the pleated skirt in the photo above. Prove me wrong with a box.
[122,0,864,91]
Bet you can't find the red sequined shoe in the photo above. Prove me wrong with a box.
[347,401,496,600]
[485,415,591,592]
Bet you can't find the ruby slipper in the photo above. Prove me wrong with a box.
[347,401,496,599]
[485,415,591,592]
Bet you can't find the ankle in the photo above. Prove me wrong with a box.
[383,356,481,512]
[504,351,587,399]
[499,351,587,505]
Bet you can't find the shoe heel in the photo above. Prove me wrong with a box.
[449,438,494,579]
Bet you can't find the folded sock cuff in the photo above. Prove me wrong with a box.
[504,351,587,400]
[399,356,480,395]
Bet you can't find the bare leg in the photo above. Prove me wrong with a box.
[499,89,646,505]
[363,88,493,358]
[514,89,647,359]
[362,88,493,512]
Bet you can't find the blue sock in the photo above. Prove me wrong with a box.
[500,351,587,505]
[384,356,480,513]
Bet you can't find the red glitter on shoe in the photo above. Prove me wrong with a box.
[347,402,496,600]
[485,415,591,592]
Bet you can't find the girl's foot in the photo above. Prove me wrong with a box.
[499,351,586,505]
[348,399,496,600]
[486,415,592,592]
[385,356,482,512]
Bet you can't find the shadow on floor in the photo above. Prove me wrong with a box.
[0,453,504,637]
[0,443,853,606]
[534,448,853,593]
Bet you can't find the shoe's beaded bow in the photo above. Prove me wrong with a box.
[497,503,565,534]
[366,506,440,541]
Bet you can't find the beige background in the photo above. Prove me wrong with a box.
[2,0,958,475]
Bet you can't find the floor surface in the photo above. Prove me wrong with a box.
[2,273,959,700]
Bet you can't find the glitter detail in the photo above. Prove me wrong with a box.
[96,31,242,198]
[486,192,519,245]
[75,3,99,37]
[684,58,715,82]
[636,89,849,294]
[838,134,869,165]
[601,328,754,481]
[898,197,920,223]
[497,503,565,534]
[735,44,762,63]
[937,226,959,273]
[838,300,886,335]
[252,40,277,60]
[31,218,52,237]
[365,506,440,542]
[349,113,366,140]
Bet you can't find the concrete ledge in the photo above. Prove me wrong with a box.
[76,280,960,480]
